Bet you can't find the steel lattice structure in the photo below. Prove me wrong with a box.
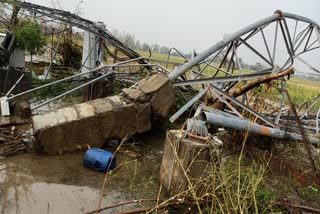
[13,1,144,63]
[0,1,319,141]
[167,10,320,141]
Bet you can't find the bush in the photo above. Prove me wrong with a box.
[14,20,46,55]
[58,32,82,69]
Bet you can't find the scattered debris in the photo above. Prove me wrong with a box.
[0,0,319,213]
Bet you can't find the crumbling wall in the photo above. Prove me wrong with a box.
[32,73,175,154]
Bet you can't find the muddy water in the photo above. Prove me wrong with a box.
[0,131,165,214]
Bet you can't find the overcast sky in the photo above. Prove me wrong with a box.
[28,0,320,53]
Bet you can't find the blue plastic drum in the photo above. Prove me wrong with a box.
[84,148,116,173]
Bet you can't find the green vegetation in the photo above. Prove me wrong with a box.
[13,20,46,55]
[23,78,83,102]
[58,32,82,69]
[287,78,320,111]
[200,159,276,213]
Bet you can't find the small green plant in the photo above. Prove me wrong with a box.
[14,20,46,55]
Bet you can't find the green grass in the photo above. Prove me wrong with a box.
[287,78,320,112]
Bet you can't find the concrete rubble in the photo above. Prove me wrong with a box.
[32,73,175,154]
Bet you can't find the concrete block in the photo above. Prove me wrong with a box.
[32,73,176,154]
[74,103,95,119]
[90,97,113,114]
[33,112,60,131]
[138,73,175,117]
[122,88,151,103]
[160,130,213,195]
[111,102,138,137]
[150,80,175,117]
[138,73,169,94]
[135,103,152,133]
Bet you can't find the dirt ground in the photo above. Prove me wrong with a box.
[0,129,166,214]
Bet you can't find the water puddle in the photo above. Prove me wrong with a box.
[0,156,133,214]
[0,131,165,213]
[1,182,105,214]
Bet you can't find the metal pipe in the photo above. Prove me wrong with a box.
[7,66,108,101]
[169,11,320,81]
[316,108,320,135]
[169,86,208,123]
[295,56,320,73]
[166,47,188,69]
[200,112,320,144]
[7,57,145,101]
[45,28,64,79]
[5,74,25,96]
[272,20,279,65]
[168,13,280,80]
[173,71,271,87]
[211,85,276,127]
[284,12,320,29]
[300,95,320,119]
[31,70,114,110]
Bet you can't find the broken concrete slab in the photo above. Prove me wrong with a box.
[121,88,151,103]
[149,79,176,117]
[32,73,175,155]
[136,103,152,133]
[138,73,169,94]
[122,73,175,116]
[33,98,149,154]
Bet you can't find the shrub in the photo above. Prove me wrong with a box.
[13,20,46,55]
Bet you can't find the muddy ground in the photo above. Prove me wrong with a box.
[0,129,166,214]
[1,120,320,213]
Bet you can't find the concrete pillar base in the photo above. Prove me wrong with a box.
[160,130,221,195]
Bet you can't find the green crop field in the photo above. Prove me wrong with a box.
[287,78,320,111]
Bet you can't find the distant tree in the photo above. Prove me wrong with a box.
[238,57,243,66]
[250,62,265,71]
[160,46,170,54]
[121,31,135,48]
[135,40,141,50]
[185,53,192,58]
[141,43,150,51]
[151,44,160,53]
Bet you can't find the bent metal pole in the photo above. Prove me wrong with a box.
[199,112,320,145]
[168,13,281,81]
[168,11,320,81]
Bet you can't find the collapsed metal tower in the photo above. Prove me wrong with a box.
[0,1,319,143]
[167,10,320,142]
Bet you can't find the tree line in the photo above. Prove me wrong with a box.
[111,29,190,57]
